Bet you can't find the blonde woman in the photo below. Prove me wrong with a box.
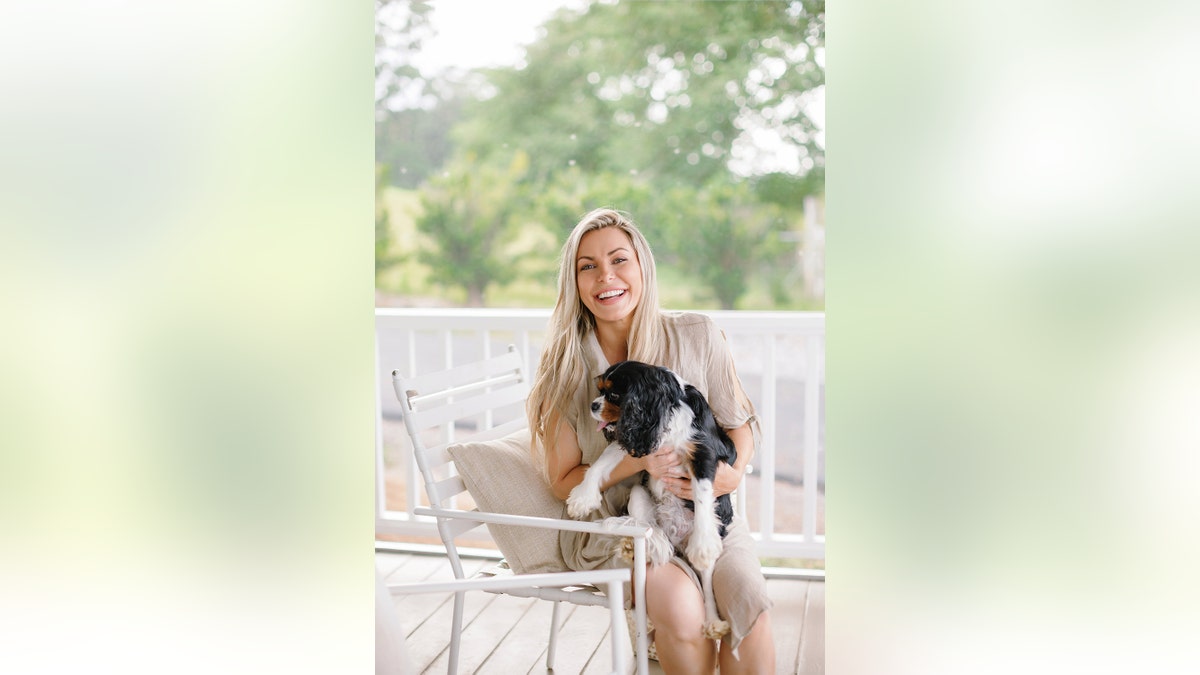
[527,208,775,673]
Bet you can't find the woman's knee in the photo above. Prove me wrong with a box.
[644,565,706,639]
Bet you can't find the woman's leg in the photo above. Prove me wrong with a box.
[644,562,716,674]
[705,517,776,672]
[718,610,775,674]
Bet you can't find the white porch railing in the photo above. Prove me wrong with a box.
[375,308,825,561]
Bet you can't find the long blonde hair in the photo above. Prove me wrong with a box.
[526,208,667,477]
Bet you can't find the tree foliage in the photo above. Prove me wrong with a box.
[375,163,402,282]
[380,0,826,309]
[456,0,824,187]
[375,0,433,110]
[415,151,533,306]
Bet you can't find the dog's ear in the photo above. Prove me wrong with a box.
[616,370,679,454]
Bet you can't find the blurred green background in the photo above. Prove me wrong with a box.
[374,0,826,311]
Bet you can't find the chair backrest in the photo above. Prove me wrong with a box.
[392,345,529,513]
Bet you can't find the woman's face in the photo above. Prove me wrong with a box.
[575,227,643,327]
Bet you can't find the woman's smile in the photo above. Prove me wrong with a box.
[576,227,643,326]
[596,288,627,303]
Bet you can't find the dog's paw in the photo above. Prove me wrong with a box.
[566,484,602,519]
[686,536,722,571]
[617,537,636,563]
[703,619,731,640]
[614,528,672,566]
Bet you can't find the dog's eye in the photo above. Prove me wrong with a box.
[606,392,621,403]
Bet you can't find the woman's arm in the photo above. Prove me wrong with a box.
[659,420,753,499]
[546,417,646,501]
[716,421,754,496]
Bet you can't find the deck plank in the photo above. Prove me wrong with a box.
[767,578,810,674]
[406,585,494,672]
[385,555,491,671]
[375,551,413,579]
[376,550,822,674]
[797,581,825,675]
[581,607,665,675]
[526,602,610,675]
[387,554,464,639]
[474,595,557,674]
[424,591,538,674]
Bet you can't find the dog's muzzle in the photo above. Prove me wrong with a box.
[591,397,618,441]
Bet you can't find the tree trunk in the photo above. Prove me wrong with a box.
[467,286,485,307]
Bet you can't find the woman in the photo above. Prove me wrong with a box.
[526,208,775,673]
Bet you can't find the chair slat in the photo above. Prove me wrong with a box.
[443,514,483,538]
[430,474,467,503]
[393,349,524,403]
[474,417,528,441]
[422,418,530,465]
[408,371,522,407]
[407,382,529,430]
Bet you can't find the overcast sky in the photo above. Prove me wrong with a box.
[410,0,584,73]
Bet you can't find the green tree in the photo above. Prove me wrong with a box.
[660,181,791,309]
[376,0,464,188]
[399,0,824,308]
[375,163,404,282]
[416,152,532,306]
[438,0,822,309]
[455,0,824,189]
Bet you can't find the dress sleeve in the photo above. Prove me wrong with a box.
[701,317,756,431]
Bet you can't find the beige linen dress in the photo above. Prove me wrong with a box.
[559,312,773,652]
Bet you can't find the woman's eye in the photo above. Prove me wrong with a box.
[613,257,626,264]
[579,263,595,271]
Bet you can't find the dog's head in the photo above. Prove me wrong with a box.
[591,360,685,456]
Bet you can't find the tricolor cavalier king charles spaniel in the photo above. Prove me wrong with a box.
[566,360,737,638]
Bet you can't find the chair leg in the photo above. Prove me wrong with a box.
[547,600,561,671]
[449,591,465,674]
[633,538,649,675]
[606,580,628,674]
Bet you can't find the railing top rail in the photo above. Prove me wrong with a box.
[376,308,824,332]
[376,307,553,319]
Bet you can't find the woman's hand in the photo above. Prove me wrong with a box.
[710,460,743,498]
[641,445,681,481]
[646,446,743,500]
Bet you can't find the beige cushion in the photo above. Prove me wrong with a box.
[447,428,568,574]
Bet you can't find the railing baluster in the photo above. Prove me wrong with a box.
[521,331,532,380]
[406,328,418,518]
[760,335,777,544]
[803,333,821,543]
[482,330,493,431]
[444,330,456,510]
[374,328,386,523]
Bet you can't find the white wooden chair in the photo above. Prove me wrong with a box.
[389,345,651,675]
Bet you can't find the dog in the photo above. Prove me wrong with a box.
[565,360,738,638]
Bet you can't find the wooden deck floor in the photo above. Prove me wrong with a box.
[377,550,823,674]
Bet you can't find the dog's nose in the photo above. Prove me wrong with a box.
[591,401,601,413]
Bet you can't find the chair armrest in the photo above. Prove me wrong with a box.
[413,506,651,539]
[387,568,630,596]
